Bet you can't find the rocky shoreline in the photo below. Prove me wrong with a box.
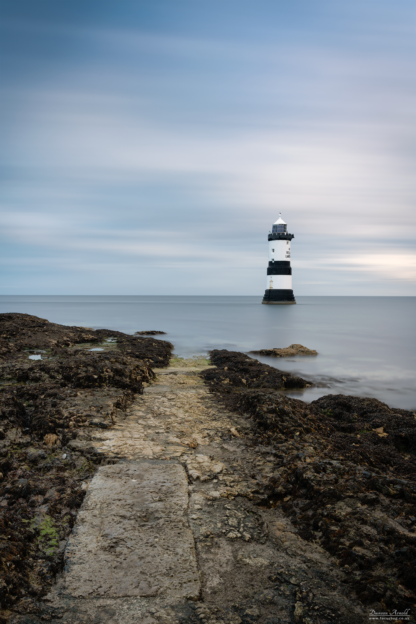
[0,313,173,620]
[201,349,416,618]
[1,313,415,623]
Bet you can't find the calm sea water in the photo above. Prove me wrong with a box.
[0,296,415,410]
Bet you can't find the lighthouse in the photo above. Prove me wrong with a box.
[262,213,296,305]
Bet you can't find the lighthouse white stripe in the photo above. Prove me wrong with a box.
[269,240,291,261]
[266,275,292,290]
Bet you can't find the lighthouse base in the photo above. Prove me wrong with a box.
[262,289,296,305]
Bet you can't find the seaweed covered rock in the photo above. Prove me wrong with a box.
[200,349,416,614]
[201,349,308,392]
[1,352,153,393]
[234,390,332,438]
[94,328,173,367]
[0,395,28,431]
[116,336,173,367]
[250,344,318,357]
[0,382,138,443]
[0,446,97,613]
[310,394,416,478]
[0,313,99,359]
[58,352,152,391]
[0,313,174,368]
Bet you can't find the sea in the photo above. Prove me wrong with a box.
[0,295,415,411]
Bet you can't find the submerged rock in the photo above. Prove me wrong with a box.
[134,330,167,335]
[250,343,318,357]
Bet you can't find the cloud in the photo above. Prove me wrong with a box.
[1,2,416,294]
[295,250,416,281]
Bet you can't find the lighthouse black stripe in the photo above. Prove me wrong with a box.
[268,261,290,268]
[267,267,292,276]
[268,233,294,242]
[262,289,296,302]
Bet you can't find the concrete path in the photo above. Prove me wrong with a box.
[33,365,364,624]
[62,462,200,601]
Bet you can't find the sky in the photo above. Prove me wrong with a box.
[1,0,416,295]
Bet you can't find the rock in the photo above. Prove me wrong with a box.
[226,531,241,539]
[26,448,47,462]
[245,606,260,617]
[89,419,110,429]
[0,440,10,455]
[0,312,99,356]
[0,311,173,369]
[134,331,166,335]
[67,439,92,453]
[0,396,27,429]
[238,555,270,567]
[201,349,309,391]
[138,580,160,596]
[185,455,226,482]
[44,433,59,447]
[250,344,318,357]
[294,601,304,622]
[206,491,221,499]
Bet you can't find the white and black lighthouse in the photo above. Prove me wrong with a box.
[262,213,296,305]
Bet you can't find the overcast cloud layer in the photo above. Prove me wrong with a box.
[1,0,415,295]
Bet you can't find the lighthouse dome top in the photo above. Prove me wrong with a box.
[272,213,287,233]
[273,213,287,225]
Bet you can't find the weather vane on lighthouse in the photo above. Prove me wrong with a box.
[262,213,296,305]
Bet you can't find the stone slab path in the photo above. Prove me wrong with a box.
[62,462,200,601]
[36,366,364,624]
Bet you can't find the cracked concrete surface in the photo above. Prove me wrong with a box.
[16,364,365,624]
[56,461,200,601]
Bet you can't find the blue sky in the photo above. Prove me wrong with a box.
[1,0,415,295]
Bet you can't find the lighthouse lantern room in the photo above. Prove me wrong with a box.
[262,213,296,305]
